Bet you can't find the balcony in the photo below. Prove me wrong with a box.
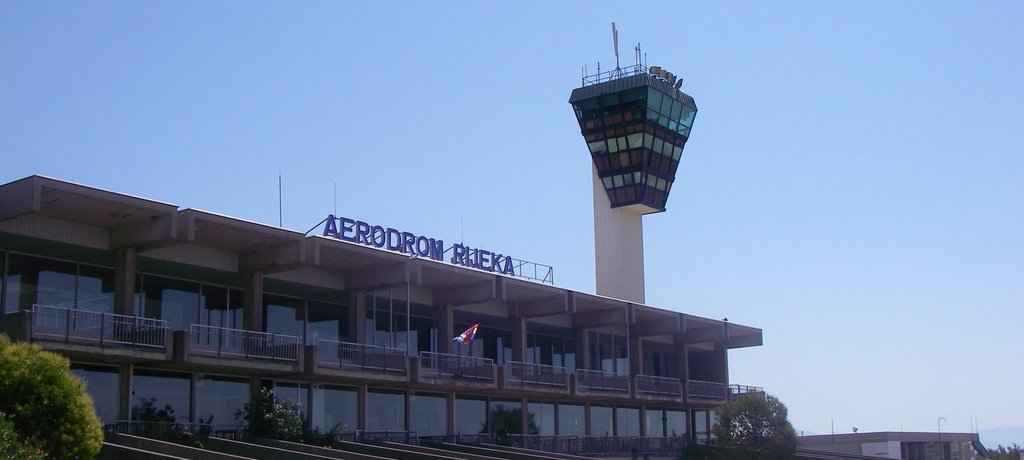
[501,361,570,394]
[635,374,682,400]
[311,340,408,383]
[729,384,765,401]
[687,379,728,401]
[175,325,302,374]
[576,369,630,396]
[0,305,171,362]
[416,352,495,388]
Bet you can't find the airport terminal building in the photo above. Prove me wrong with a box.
[0,175,762,453]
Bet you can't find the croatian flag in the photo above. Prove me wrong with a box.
[452,324,479,345]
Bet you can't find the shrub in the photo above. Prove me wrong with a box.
[235,387,305,442]
[0,335,103,459]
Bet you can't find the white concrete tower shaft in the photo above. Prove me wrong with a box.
[592,164,645,303]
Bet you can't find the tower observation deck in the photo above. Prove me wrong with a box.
[569,65,697,214]
[569,51,697,303]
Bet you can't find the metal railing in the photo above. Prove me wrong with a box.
[729,384,765,399]
[420,433,495,445]
[317,339,407,373]
[576,369,630,393]
[505,361,569,388]
[635,374,682,397]
[687,379,728,400]
[189,324,300,362]
[512,435,687,456]
[582,64,649,86]
[338,430,417,444]
[419,352,495,381]
[30,304,167,349]
[106,420,241,440]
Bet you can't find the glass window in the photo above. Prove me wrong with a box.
[558,403,585,436]
[195,375,248,427]
[140,275,199,331]
[455,396,486,435]
[4,254,77,312]
[272,381,309,418]
[588,140,607,155]
[76,265,114,313]
[670,100,683,121]
[70,364,119,425]
[590,405,614,437]
[653,138,665,156]
[643,134,654,150]
[616,407,640,437]
[673,145,683,161]
[646,408,665,437]
[264,294,305,338]
[312,385,356,433]
[608,138,620,154]
[199,285,243,330]
[666,410,687,437]
[694,410,709,438]
[627,133,643,149]
[489,399,522,436]
[366,390,405,431]
[132,369,191,423]
[613,175,623,188]
[409,393,447,437]
[527,401,554,436]
[307,300,348,345]
[679,107,696,129]
[647,88,663,115]
[602,177,613,189]
[660,96,673,116]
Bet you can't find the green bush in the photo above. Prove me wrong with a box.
[0,413,45,460]
[0,335,103,459]
[712,393,797,460]
[235,387,305,442]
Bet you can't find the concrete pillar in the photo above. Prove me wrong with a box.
[639,403,647,438]
[243,270,264,331]
[593,165,645,304]
[436,304,453,354]
[113,248,136,316]
[676,338,690,399]
[353,290,366,343]
[575,327,589,370]
[511,316,526,363]
[446,392,456,436]
[119,364,133,420]
[630,336,643,377]
[584,401,591,436]
[357,384,368,431]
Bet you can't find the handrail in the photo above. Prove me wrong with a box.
[505,361,569,388]
[189,324,300,362]
[316,339,407,373]
[419,351,494,381]
[687,379,728,399]
[30,304,167,349]
[635,374,682,396]
[577,368,629,393]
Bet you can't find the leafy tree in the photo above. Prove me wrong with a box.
[987,444,1022,460]
[0,334,103,459]
[235,387,305,442]
[0,413,45,460]
[711,393,797,460]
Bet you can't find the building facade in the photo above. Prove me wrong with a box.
[0,175,762,450]
[798,432,988,460]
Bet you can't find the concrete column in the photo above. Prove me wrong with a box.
[511,316,526,363]
[592,165,645,304]
[446,392,456,436]
[119,364,133,420]
[347,290,360,342]
[676,338,690,399]
[584,401,591,437]
[354,290,366,343]
[436,304,453,354]
[631,336,643,377]
[113,248,136,316]
[243,270,264,331]
[575,327,589,370]
[357,384,368,431]
[639,403,647,438]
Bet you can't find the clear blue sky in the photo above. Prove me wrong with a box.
[2,0,1021,441]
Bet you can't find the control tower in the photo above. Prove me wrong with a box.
[569,40,697,303]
